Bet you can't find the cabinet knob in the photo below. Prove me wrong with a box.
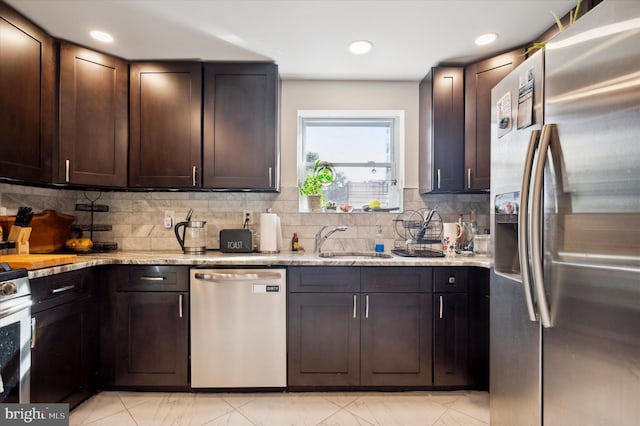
[448,276,456,284]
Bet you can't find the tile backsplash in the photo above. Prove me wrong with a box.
[1,183,489,253]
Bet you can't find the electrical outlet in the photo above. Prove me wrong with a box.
[242,210,253,226]
[164,210,174,229]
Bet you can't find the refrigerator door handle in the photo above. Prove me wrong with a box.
[519,129,541,322]
[531,124,554,328]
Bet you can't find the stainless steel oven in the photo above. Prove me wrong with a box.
[0,265,32,403]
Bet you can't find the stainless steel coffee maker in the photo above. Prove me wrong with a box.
[174,209,207,254]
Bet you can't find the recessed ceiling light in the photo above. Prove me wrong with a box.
[475,32,499,46]
[349,40,374,55]
[90,30,113,43]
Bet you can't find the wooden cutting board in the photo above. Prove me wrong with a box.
[0,254,78,270]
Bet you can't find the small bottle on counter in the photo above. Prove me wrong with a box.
[374,225,384,253]
[291,232,299,252]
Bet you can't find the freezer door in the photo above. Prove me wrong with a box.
[489,271,541,426]
[541,1,640,425]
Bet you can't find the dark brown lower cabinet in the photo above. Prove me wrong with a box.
[30,270,97,409]
[289,266,488,389]
[360,293,432,386]
[114,291,188,387]
[433,292,469,386]
[288,266,433,388]
[101,265,190,389]
[288,293,360,386]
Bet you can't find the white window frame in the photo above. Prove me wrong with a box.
[297,110,405,212]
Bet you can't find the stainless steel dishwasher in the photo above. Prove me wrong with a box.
[190,268,286,388]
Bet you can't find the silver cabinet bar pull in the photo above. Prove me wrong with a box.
[140,276,165,281]
[467,168,472,189]
[192,165,197,186]
[31,318,36,349]
[353,295,357,318]
[178,294,183,318]
[439,295,443,319]
[268,167,273,187]
[365,295,370,318]
[65,159,70,182]
[51,284,75,294]
[437,169,441,189]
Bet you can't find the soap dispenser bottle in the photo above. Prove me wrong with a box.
[374,225,384,253]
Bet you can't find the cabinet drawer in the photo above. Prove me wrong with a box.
[115,266,189,292]
[434,267,468,293]
[361,267,432,293]
[288,267,360,293]
[31,269,88,313]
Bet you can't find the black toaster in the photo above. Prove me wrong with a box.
[219,229,253,253]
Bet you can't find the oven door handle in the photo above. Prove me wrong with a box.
[0,298,32,319]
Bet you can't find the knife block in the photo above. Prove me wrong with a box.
[7,226,32,254]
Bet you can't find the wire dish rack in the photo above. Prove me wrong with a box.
[391,208,445,257]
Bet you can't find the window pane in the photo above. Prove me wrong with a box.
[305,124,390,163]
[299,113,402,212]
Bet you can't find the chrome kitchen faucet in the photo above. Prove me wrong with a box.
[314,225,348,254]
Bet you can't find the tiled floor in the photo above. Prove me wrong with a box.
[70,390,489,426]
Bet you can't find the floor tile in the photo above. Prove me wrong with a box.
[238,394,341,426]
[448,392,490,424]
[127,392,234,426]
[117,391,173,409]
[345,395,448,426]
[317,409,375,426]
[71,390,489,426]
[69,392,126,426]
[203,410,255,426]
[84,410,137,426]
[434,408,489,426]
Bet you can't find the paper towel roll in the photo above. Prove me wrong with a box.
[259,213,281,253]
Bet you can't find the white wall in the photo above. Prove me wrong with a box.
[280,80,420,188]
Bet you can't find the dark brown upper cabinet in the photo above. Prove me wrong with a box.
[203,63,279,191]
[419,67,465,193]
[0,2,54,183]
[58,42,128,187]
[129,62,202,188]
[464,48,525,191]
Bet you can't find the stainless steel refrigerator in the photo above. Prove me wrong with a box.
[489,1,640,425]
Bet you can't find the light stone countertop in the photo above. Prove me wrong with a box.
[27,250,492,279]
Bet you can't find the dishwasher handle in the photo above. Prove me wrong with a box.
[194,271,282,281]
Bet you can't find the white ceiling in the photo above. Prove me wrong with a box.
[6,0,577,80]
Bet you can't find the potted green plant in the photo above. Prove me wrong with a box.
[299,160,334,212]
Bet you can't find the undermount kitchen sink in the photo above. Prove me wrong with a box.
[318,251,393,258]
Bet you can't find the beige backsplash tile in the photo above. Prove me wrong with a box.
[1,183,489,252]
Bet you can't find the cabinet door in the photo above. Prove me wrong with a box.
[0,3,54,183]
[31,301,83,404]
[114,291,189,386]
[203,63,278,190]
[288,293,360,386]
[361,293,432,386]
[129,62,202,188]
[468,268,489,389]
[434,293,469,386]
[59,42,128,187]
[464,48,525,190]
[419,67,464,193]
